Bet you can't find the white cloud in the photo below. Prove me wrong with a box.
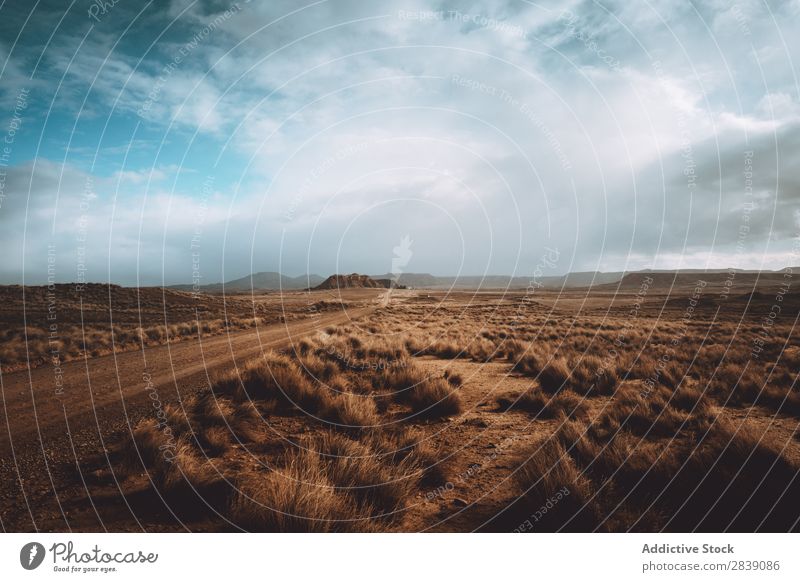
[1,0,799,281]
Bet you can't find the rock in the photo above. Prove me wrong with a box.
[313,273,399,290]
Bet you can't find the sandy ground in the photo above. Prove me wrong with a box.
[403,358,800,532]
[1,284,798,532]
[0,302,378,531]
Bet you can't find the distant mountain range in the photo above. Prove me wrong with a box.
[168,267,798,293]
[169,272,325,293]
[369,272,623,289]
[595,269,796,291]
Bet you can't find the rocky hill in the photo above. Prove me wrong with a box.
[313,273,394,290]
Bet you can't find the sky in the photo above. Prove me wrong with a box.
[0,0,798,286]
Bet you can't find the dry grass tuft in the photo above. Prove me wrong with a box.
[498,387,588,420]
[230,429,439,532]
[538,357,572,393]
[486,436,600,532]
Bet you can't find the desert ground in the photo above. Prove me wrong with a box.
[1,276,798,532]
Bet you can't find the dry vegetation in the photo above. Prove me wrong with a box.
[0,317,267,367]
[10,285,797,532]
[113,331,459,531]
[0,283,350,371]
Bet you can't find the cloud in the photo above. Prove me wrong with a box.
[0,159,243,285]
[0,0,798,283]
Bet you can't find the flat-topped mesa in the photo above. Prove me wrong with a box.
[313,273,397,290]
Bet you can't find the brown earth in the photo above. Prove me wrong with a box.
[0,288,388,531]
[1,284,798,532]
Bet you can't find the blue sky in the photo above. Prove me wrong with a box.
[1,0,799,285]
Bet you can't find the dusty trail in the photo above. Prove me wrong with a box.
[400,359,566,532]
[0,306,375,531]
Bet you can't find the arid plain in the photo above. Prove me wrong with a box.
[1,273,798,532]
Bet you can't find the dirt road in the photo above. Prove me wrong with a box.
[0,306,375,531]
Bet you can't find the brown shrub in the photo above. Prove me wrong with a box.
[230,431,429,532]
[426,340,463,359]
[444,371,463,387]
[116,418,231,517]
[569,355,619,396]
[484,436,600,532]
[511,350,544,376]
[203,426,232,454]
[502,339,529,363]
[297,351,338,381]
[469,338,497,362]
[402,377,463,419]
[670,383,712,413]
[498,388,588,420]
[321,393,380,428]
[378,360,463,420]
[629,418,800,531]
[538,357,572,393]
[231,450,372,532]
[211,352,331,414]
